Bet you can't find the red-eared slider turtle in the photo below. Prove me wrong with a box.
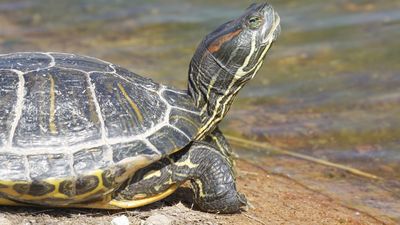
[0,3,280,213]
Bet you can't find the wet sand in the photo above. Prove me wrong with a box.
[0,159,392,225]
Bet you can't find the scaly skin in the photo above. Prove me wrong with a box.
[116,135,246,213]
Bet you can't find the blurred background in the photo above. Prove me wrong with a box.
[0,0,399,222]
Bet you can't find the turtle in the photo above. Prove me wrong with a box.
[0,3,280,213]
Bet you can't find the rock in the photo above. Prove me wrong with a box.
[111,215,130,225]
[0,216,12,225]
[145,214,173,225]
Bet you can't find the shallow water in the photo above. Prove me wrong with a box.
[0,0,399,221]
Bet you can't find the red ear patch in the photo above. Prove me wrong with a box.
[207,29,242,53]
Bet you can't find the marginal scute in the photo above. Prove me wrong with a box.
[112,141,155,163]
[13,180,56,196]
[12,183,29,195]
[0,153,26,181]
[162,89,199,113]
[169,109,201,138]
[102,166,126,188]
[28,153,71,180]
[114,66,158,90]
[76,175,99,195]
[51,53,114,73]
[73,146,110,173]
[27,181,56,196]
[59,180,75,197]
[148,126,191,155]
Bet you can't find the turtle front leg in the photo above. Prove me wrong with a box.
[114,137,246,213]
[203,127,236,169]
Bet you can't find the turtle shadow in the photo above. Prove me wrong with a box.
[163,186,196,209]
[0,186,197,219]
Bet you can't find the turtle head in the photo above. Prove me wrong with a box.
[203,3,280,78]
[188,2,280,138]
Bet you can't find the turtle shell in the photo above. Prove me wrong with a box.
[0,52,201,205]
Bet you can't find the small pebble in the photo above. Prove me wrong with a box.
[111,215,130,225]
[145,214,173,225]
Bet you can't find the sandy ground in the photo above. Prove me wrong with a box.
[0,160,392,225]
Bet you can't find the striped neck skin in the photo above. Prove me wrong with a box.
[188,42,270,140]
[187,3,280,139]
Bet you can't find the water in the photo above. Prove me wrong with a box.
[0,0,399,221]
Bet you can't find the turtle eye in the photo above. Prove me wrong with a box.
[247,16,262,30]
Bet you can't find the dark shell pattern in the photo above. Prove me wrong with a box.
[0,52,201,205]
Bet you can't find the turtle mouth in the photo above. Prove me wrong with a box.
[272,13,281,41]
[261,10,281,45]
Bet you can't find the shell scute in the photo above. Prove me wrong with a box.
[0,70,19,146]
[28,153,71,180]
[51,53,114,73]
[0,153,26,181]
[13,181,55,196]
[73,146,111,174]
[0,52,52,72]
[0,52,202,205]
[111,141,155,163]
[148,126,191,155]
[75,175,99,195]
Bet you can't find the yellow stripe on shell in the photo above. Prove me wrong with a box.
[49,75,57,134]
[117,83,144,124]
